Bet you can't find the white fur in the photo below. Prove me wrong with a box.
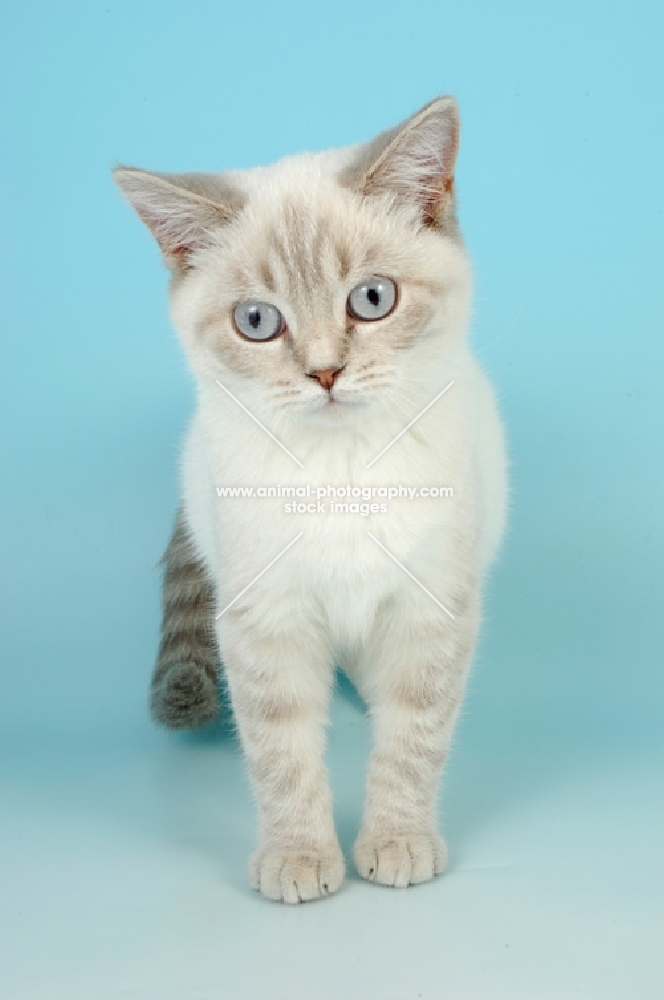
[116,99,508,902]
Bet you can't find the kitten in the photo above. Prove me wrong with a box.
[113,97,508,904]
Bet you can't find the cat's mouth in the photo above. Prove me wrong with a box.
[279,378,375,415]
[309,387,370,415]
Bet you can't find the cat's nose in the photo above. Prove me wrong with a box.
[307,367,344,391]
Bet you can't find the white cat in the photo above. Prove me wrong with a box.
[114,96,508,904]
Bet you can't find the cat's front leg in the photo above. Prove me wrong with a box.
[354,587,479,888]
[218,605,344,904]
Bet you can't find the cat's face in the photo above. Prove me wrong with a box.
[114,97,470,421]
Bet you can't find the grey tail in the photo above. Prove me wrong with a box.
[150,507,221,730]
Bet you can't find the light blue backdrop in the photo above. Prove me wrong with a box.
[1,2,662,997]
[2,0,661,742]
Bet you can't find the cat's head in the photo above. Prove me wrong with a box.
[113,97,471,422]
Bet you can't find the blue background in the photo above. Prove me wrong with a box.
[1,2,662,998]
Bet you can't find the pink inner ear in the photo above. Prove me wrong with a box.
[421,166,455,225]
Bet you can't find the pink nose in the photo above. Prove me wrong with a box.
[307,367,343,391]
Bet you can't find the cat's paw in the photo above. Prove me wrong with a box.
[354,831,447,888]
[250,844,345,904]
[150,661,219,730]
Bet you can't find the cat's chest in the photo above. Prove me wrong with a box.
[198,398,469,611]
[211,430,461,551]
[210,432,463,594]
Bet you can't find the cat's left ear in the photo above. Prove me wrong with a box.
[342,96,460,227]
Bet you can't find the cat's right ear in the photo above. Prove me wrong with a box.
[112,167,239,269]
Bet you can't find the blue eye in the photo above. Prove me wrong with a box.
[233,300,285,341]
[348,277,397,321]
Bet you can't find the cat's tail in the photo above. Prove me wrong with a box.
[150,507,221,729]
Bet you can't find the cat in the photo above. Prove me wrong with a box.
[113,96,508,904]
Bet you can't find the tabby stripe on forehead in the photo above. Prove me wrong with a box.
[259,259,277,294]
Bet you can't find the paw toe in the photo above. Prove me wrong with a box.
[354,832,447,887]
[251,845,344,904]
